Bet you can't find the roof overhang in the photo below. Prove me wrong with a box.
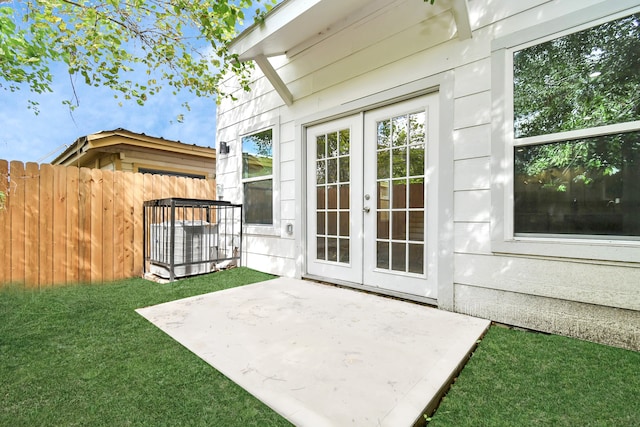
[229,0,472,105]
[52,129,216,166]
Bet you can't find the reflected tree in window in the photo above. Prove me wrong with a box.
[513,14,640,237]
[514,14,640,138]
[242,129,273,225]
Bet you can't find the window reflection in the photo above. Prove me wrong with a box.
[514,133,640,237]
[315,128,351,263]
[242,129,273,225]
[514,14,640,138]
[242,129,273,179]
[375,111,426,275]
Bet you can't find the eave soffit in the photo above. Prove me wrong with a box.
[229,0,472,105]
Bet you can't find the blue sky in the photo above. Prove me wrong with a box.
[0,66,218,163]
[0,2,267,164]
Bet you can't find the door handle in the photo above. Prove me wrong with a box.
[363,206,371,213]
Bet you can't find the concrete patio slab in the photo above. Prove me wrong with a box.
[136,277,490,426]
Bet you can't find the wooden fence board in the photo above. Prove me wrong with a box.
[52,165,67,285]
[152,173,164,200]
[0,160,8,285]
[90,168,103,284]
[184,177,195,199]
[38,164,54,288]
[113,171,125,280]
[143,173,153,202]
[123,171,135,278]
[133,172,145,277]
[102,170,114,282]
[78,168,92,283]
[24,163,39,287]
[175,176,185,200]
[66,167,80,284]
[0,162,215,287]
[204,179,215,200]
[10,161,26,285]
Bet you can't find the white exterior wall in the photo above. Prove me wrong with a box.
[217,0,640,350]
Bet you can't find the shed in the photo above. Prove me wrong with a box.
[52,128,216,179]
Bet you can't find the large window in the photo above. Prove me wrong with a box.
[512,12,640,239]
[242,129,273,225]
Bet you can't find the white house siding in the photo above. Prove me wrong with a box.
[450,0,640,350]
[217,0,640,350]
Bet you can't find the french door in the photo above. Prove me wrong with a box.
[306,95,438,299]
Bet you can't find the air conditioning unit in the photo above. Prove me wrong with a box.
[149,220,218,279]
[143,198,243,281]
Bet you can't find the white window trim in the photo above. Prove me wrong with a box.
[490,1,640,264]
[239,117,281,236]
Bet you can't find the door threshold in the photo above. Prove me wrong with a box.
[302,274,438,307]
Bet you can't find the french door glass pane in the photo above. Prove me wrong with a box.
[316,129,351,263]
[376,241,389,269]
[327,158,337,183]
[392,179,406,209]
[327,212,338,236]
[339,212,350,237]
[378,120,391,149]
[376,111,426,274]
[409,179,424,208]
[377,211,389,239]
[328,132,338,157]
[317,187,326,209]
[409,211,424,241]
[316,160,326,184]
[339,239,350,263]
[408,244,424,274]
[392,148,407,178]
[316,237,325,260]
[339,185,350,209]
[327,185,338,209]
[317,212,325,234]
[392,211,406,240]
[327,238,338,262]
[378,150,390,179]
[391,242,406,271]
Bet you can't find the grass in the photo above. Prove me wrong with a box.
[0,268,292,427]
[428,325,640,427]
[2,271,638,427]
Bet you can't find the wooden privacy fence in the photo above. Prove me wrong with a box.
[0,160,216,288]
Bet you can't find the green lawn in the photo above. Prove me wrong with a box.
[428,325,640,427]
[1,270,638,426]
[0,268,291,427]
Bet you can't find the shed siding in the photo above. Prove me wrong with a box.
[217,0,640,349]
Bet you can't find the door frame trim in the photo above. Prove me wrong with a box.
[294,71,455,309]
